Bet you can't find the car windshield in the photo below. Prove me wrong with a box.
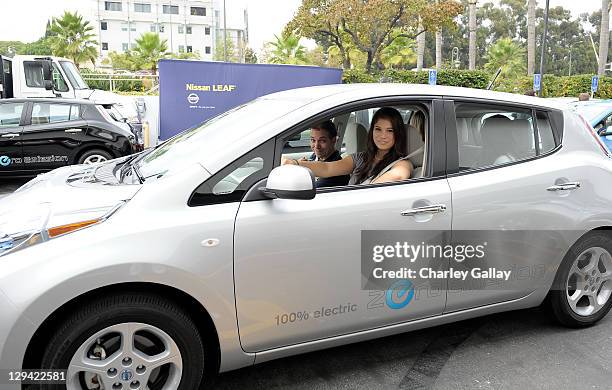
[60,61,89,90]
[135,98,297,180]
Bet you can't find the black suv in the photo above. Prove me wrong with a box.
[0,98,143,177]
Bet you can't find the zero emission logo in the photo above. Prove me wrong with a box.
[0,156,11,167]
[385,279,414,309]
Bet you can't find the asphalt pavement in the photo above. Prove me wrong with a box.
[1,179,611,389]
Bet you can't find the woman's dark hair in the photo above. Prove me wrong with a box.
[353,107,407,184]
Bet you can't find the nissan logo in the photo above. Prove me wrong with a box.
[187,93,200,104]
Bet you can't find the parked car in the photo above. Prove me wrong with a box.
[0,98,143,177]
[1,85,612,390]
[569,99,612,150]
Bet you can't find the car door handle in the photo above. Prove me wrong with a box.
[401,204,447,216]
[547,182,581,191]
[0,133,19,138]
[64,128,82,133]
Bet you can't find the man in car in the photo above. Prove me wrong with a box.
[306,120,350,188]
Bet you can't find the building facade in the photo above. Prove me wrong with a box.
[92,0,247,64]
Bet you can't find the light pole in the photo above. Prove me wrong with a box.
[223,0,228,62]
[468,0,477,70]
[538,0,551,97]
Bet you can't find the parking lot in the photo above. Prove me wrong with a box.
[1,179,610,390]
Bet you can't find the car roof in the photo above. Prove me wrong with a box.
[260,83,568,111]
[0,97,95,105]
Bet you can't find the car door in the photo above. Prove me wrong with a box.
[232,100,452,353]
[0,101,25,173]
[445,99,589,312]
[21,102,84,170]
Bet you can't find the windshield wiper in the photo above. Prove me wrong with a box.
[131,163,145,184]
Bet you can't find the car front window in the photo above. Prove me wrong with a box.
[60,61,89,90]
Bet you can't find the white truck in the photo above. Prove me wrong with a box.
[0,55,144,139]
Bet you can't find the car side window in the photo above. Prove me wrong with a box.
[52,64,69,92]
[536,111,556,154]
[189,140,274,207]
[70,105,80,120]
[455,103,539,171]
[31,103,71,125]
[24,61,45,88]
[0,103,24,128]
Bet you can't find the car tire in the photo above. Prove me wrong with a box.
[77,149,113,165]
[38,293,206,390]
[548,232,612,327]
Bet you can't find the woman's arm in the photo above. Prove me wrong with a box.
[281,155,354,178]
[372,160,413,184]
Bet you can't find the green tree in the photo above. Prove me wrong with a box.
[49,11,98,67]
[380,30,417,69]
[286,0,462,72]
[170,51,201,60]
[214,36,240,62]
[484,38,526,81]
[268,33,307,65]
[244,47,258,63]
[132,32,169,74]
[0,41,25,56]
[108,51,139,71]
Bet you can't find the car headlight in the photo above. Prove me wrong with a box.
[0,202,124,257]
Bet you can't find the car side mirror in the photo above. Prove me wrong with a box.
[261,165,315,200]
[41,60,53,90]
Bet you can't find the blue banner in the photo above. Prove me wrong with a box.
[158,60,343,140]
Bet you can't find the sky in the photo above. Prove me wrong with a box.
[0,0,603,52]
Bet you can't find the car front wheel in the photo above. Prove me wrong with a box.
[77,149,113,165]
[548,232,612,327]
[39,293,205,390]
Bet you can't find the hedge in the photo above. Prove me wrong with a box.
[343,68,612,99]
[80,69,146,93]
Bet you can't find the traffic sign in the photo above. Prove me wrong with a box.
[428,69,437,86]
[533,74,541,92]
[592,75,599,93]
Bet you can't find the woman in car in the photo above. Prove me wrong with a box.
[282,107,412,185]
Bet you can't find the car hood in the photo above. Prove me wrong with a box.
[0,164,142,219]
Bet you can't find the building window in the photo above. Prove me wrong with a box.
[134,3,151,13]
[122,43,129,51]
[179,45,185,53]
[205,46,211,54]
[162,5,179,14]
[205,26,210,35]
[158,24,165,33]
[101,21,108,30]
[150,24,156,32]
[190,6,206,16]
[187,46,192,53]
[178,25,184,34]
[102,42,109,50]
[121,23,127,31]
[130,43,136,49]
[186,26,192,34]
[104,1,122,11]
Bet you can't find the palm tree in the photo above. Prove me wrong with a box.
[132,32,169,74]
[468,0,477,70]
[49,11,98,67]
[416,21,425,70]
[527,0,536,75]
[484,38,526,79]
[598,0,610,76]
[435,29,442,69]
[268,33,307,65]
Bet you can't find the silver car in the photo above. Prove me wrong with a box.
[1,84,612,390]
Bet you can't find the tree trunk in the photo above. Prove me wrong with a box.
[436,29,442,69]
[417,24,425,71]
[527,0,536,75]
[365,50,374,73]
[598,0,610,76]
[468,0,477,70]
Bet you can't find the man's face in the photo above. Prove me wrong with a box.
[310,128,337,160]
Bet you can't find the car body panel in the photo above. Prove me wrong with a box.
[1,84,612,379]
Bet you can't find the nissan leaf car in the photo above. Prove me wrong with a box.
[1,85,612,390]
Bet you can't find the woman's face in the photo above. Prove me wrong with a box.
[372,117,395,153]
